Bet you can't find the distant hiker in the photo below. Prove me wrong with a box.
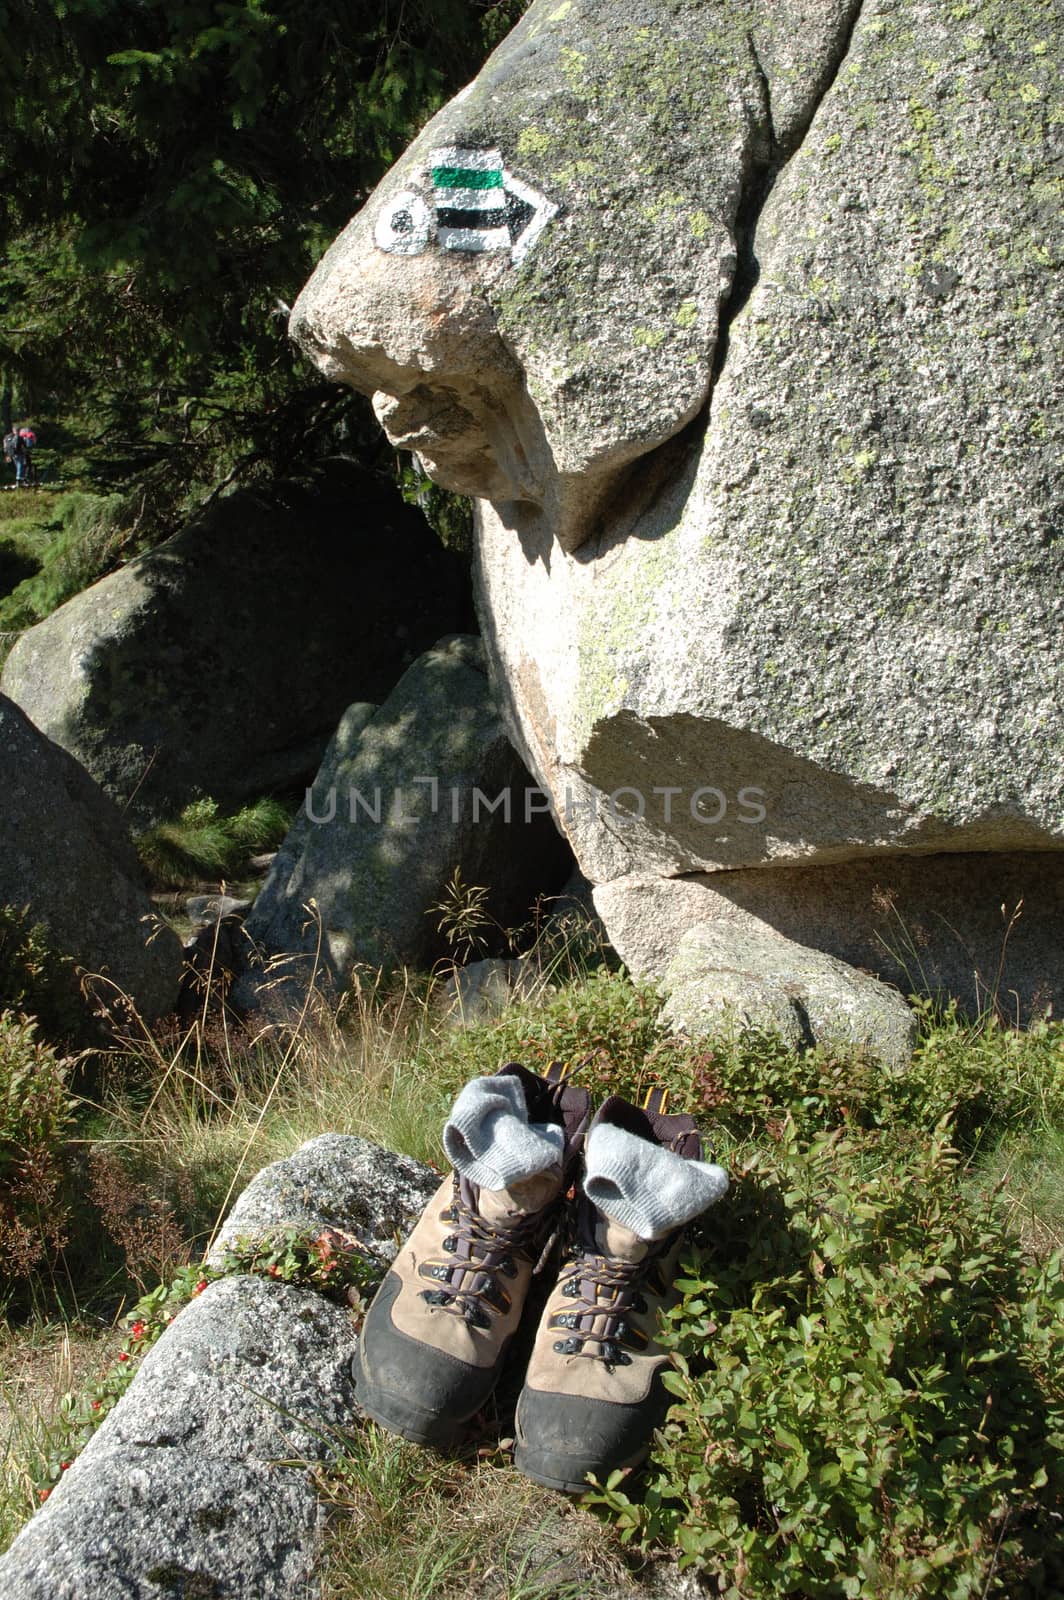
[3,427,27,487]
[18,427,37,486]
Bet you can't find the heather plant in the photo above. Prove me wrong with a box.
[0,907,81,1046]
[588,1123,1064,1598]
[0,1013,77,1292]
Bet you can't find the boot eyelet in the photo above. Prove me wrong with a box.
[483,1281,511,1313]
[442,1235,458,1253]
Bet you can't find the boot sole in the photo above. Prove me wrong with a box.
[351,1339,472,1450]
[512,1440,650,1495]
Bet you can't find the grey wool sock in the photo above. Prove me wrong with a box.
[584,1123,729,1241]
[443,1074,564,1190]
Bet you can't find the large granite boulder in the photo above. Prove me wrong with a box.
[291,0,864,555]
[290,0,1062,1020]
[0,693,181,1023]
[2,459,467,823]
[244,636,572,984]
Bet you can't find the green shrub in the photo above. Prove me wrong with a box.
[0,492,128,634]
[415,972,1064,1171]
[590,1123,1064,1598]
[134,795,291,887]
[892,1004,1064,1144]
[0,1013,77,1286]
[576,997,1064,1153]
[0,906,81,1045]
[429,969,672,1110]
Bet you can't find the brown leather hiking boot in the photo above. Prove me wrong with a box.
[513,1092,728,1493]
[352,1063,590,1448]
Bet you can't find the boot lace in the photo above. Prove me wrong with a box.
[546,1246,660,1369]
[419,1181,553,1330]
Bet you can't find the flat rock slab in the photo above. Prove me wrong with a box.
[595,851,1064,1023]
[661,919,916,1070]
[0,1447,321,1600]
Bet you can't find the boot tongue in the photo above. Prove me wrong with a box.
[594,1214,650,1262]
[477,1169,563,1224]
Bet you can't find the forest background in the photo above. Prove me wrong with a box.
[0,0,524,533]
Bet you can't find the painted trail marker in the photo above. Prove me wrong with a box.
[374,146,557,265]
[432,146,511,253]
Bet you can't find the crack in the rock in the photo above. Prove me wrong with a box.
[711,0,867,383]
[746,29,777,161]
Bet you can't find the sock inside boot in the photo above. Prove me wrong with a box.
[443,1074,564,1190]
[584,1122,728,1240]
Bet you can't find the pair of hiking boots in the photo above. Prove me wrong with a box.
[352,1063,728,1493]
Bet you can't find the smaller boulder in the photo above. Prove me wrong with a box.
[661,920,916,1071]
[244,636,573,983]
[1,462,466,822]
[208,1133,438,1266]
[438,955,551,1027]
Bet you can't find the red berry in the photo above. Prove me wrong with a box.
[118,1351,129,1362]
[38,1489,50,1502]
[91,1401,101,1410]
[61,1462,71,1471]
[131,1321,145,1338]
[194,1280,209,1295]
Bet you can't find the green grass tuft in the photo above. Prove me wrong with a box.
[0,491,131,639]
[134,796,291,888]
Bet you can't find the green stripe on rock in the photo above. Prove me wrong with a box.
[431,167,503,189]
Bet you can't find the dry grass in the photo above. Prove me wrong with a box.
[0,1320,112,1551]
[318,1426,645,1600]
[968,1123,1064,1260]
